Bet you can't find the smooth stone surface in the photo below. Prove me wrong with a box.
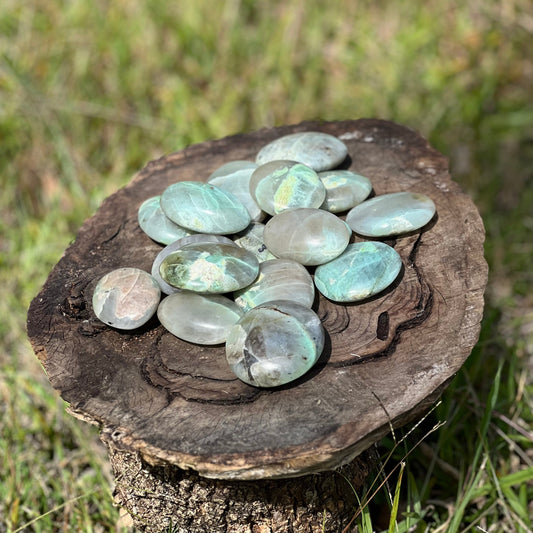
[256,131,348,172]
[226,300,325,388]
[249,161,326,216]
[160,243,259,293]
[314,242,403,303]
[92,267,161,330]
[137,196,195,245]
[346,191,437,237]
[207,161,264,222]
[152,235,235,294]
[234,259,315,311]
[161,181,251,234]
[318,170,373,213]
[158,292,243,345]
[232,222,276,263]
[263,208,351,266]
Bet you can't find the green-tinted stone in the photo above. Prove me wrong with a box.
[92,267,161,330]
[232,222,276,263]
[160,181,251,234]
[152,234,235,294]
[250,161,326,216]
[263,208,351,266]
[314,242,402,303]
[226,300,325,388]
[346,191,436,237]
[160,242,259,293]
[318,170,372,213]
[137,196,195,245]
[256,132,348,171]
[207,161,264,222]
[234,259,315,311]
[158,292,243,345]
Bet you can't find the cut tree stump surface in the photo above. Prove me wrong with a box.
[27,119,488,481]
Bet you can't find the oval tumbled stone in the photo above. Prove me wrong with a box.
[207,161,264,222]
[250,161,326,216]
[158,292,243,345]
[314,242,402,303]
[318,170,373,213]
[152,234,235,294]
[161,181,251,234]
[138,196,195,245]
[226,300,325,388]
[263,208,351,266]
[256,132,348,172]
[160,242,259,293]
[346,191,436,237]
[92,267,161,330]
[234,259,315,311]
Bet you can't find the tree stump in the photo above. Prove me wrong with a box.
[27,119,488,532]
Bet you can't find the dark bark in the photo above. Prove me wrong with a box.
[27,119,488,531]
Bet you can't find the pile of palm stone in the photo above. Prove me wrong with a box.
[92,132,436,388]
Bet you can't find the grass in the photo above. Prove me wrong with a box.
[1,0,532,531]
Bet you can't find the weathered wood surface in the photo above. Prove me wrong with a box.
[27,119,488,481]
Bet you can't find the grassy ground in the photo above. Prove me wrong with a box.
[1,0,532,531]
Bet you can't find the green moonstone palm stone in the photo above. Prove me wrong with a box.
[263,208,351,266]
[226,300,325,388]
[137,196,194,245]
[207,161,264,222]
[160,242,259,293]
[314,242,402,303]
[346,191,436,237]
[160,181,251,234]
[234,259,315,312]
[318,170,373,213]
[158,292,243,345]
[232,222,276,263]
[152,234,235,294]
[255,131,348,172]
[92,267,161,330]
[249,161,326,216]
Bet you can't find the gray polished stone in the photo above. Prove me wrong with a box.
[234,259,315,311]
[263,208,351,265]
[318,170,372,213]
[226,300,325,388]
[256,131,348,171]
[158,292,243,345]
[346,191,436,237]
[92,267,161,330]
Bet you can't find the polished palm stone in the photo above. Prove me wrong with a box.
[138,196,195,245]
[314,242,402,302]
[234,259,315,311]
[160,242,259,293]
[160,181,251,234]
[158,292,243,345]
[232,222,276,263]
[346,191,436,237]
[152,234,235,295]
[255,132,348,172]
[263,208,351,266]
[318,170,373,213]
[92,267,161,329]
[207,161,264,222]
[226,300,325,388]
[249,160,326,216]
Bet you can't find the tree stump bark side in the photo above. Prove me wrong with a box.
[107,443,376,533]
